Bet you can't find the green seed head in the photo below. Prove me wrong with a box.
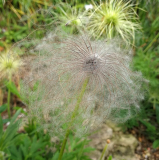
[87,0,141,44]
[0,54,23,80]
[104,13,118,25]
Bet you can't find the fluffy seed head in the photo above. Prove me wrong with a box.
[19,28,146,137]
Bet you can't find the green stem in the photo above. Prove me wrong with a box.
[135,0,139,13]
[57,129,70,160]
[7,75,12,119]
[132,0,139,47]
[143,32,159,54]
[99,143,108,160]
[58,78,89,160]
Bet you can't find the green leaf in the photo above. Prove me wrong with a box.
[0,114,3,137]
[140,119,156,132]
[82,147,95,153]
[9,145,23,160]
[108,155,112,160]
[153,140,159,149]
[14,106,27,115]
[0,109,21,151]
[12,108,22,123]
[5,81,21,98]
[2,118,10,124]
[52,152,59,160]
[33,81,40,91]
[0,104,7,113]
[155,104,159,124]
[30,136,46,155]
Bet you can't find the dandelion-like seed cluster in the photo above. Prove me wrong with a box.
[19,28,146,137]
[0,53,23,81]
[52,2,86,33]
[86,0,141,43]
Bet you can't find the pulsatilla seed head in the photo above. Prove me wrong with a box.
[19,28,147,138]
[83,56,100,73]
[0,53,23,81]
[86,0,141,44]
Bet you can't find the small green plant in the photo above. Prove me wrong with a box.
[7,119,53,160]
[8,134,49,160]
[0,53,23,118]
[0,109,21,159]
[1,26,29,44]
[2,118,95,160]
[54,133,94,160]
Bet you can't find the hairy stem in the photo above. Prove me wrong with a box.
[99,143,108,160]
[135,0,139,13]
[58,78,89,160]
[143,32,159,54]
[7,75,12,119]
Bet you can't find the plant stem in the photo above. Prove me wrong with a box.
[99,143,108,160]
[135,0,139,13]
[58,78,89,160]
[143,32,159,54]
[7,75,12,119]
[57,129,70,160]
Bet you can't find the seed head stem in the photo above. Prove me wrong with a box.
[58,78,89,160]
[143,32,159,54]
[135,0,139,13]
[99,143,108,160]
[7,74,12,119]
